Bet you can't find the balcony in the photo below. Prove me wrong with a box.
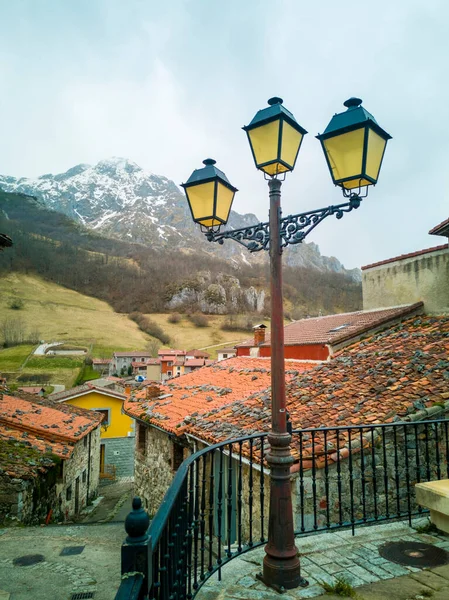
[115,419,449,599]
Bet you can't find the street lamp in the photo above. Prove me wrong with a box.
[181,97,391,592]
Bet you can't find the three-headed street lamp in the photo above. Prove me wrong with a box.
[181,97,391,592]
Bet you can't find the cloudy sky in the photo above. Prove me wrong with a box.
[1,0,448,269]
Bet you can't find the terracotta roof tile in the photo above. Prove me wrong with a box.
[0,393,102,477]
[189,315,449,465]
[124,356,316,435]
[236,304,423,347]
[361,244,448,270]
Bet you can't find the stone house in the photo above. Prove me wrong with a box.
[50,383,134,478]
[0,392,102,524]
[235,304,423,361]
[362,218,449,315]
[125,315,449,537]
[124,357,316,515]
[110,351,152,376]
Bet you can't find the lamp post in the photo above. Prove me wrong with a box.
[181,97,391,592]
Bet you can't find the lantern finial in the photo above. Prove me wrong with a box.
[267,97,283,106]
[343,97,363,109]
[203,158,216,166]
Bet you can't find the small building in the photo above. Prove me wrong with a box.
[235,305,423,361]
[92,358,112,374]
[217,347,237,361]
[0,392,102,524]
[110,351,152,376]
[17,386,45,396]
[50,383,134,478]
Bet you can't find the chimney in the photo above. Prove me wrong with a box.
[253,324,267,346]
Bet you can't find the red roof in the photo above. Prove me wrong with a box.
[124,356,316,435]
[186,349,210,358]
[188,315,449,468]
[236,304,423,348]
[17,387,44,394]
[158,349,186,357]
[362,244,448,270]
[184,359,207,367]
[92,358,111,364]
[0,393,102,476]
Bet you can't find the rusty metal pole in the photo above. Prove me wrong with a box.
[260,177,308,592]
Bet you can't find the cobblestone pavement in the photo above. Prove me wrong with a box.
[197,519,449,600]
[0,522,125,600]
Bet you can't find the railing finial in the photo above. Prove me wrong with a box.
[125,496,150,543]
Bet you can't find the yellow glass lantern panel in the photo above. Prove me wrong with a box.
[365,129,387,182]
[280,121,303,169]
[323,129,365,184]
[248,120,280,169]
[187,181,215,223]
[215,182,234,223]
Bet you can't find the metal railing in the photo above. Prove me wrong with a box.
[116,418,449,599]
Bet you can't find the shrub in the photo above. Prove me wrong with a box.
[189,313,209,328]
[168,313,182,324]
[221,315,256,332]
[8,298,24,310]
[129,312,170,344]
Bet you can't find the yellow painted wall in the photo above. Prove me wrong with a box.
[64,390,134,439]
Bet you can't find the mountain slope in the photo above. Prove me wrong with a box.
[0,158,360,280]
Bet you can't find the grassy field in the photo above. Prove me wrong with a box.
[146,314,268,359]
[0,344,35,371]
[0,274,269,385]
[0,273,149,356]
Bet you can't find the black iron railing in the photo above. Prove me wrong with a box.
[116,418,449,599]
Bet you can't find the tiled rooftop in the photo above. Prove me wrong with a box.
[0,393,103,477]
[188,315,449,465]
[236,303,423,347]
[49,382,126,402]
[114,351,152,357]
[429,217,449,237]
[362,244,448,270]
[124,357,316,435]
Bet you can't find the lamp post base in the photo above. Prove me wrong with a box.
[257,559,309,593]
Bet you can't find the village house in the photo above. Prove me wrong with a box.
[0,391,102,524]
[109,351,152,376]
[124,315,449,537]
[235,303,423,360]
[123,356,317,514]
[92,357,112,374]
[50,383,134,479]
[217,347,237,361]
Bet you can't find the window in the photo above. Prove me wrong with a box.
[66,485,72,501]
[223,354,228,358]
[138,423,147,454]
[167,361,173,366]
[94,408,110,426]
[167,371,172,377]
[82,469,87,483]
[172,442,184,472]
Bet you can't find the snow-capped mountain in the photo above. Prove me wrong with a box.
[0,157,360,279]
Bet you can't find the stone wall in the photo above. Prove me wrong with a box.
[0,469,58,525]
[58,426,101,519]
[362,247,449,314]
[0,426,101,524]
[134,423,188,516]
[103,436,135,478]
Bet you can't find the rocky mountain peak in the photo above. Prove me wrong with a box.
[0,159,361,280]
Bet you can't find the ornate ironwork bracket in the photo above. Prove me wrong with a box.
[205,194,363,252]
